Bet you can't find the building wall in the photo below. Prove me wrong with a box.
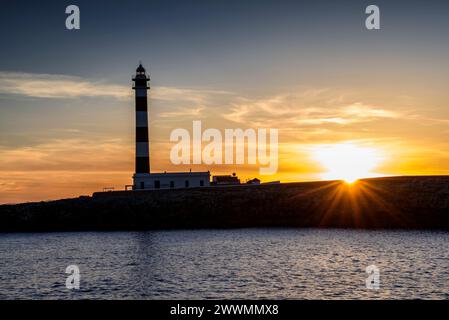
[133,172,210,190]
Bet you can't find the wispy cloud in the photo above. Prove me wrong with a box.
[0,72,230,108]
[0,138,133,172]
[223,89,401,128]
[0,72,131,99]
[152,86,231,104]
[158,106,205,118]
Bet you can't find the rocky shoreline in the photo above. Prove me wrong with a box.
[0,176,448,232]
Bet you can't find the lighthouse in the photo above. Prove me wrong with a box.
[132,63,210,190]
[133,64,150,176]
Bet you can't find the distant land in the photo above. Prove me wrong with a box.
[0,176,448,232]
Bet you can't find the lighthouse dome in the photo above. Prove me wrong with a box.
[136,64,146,75]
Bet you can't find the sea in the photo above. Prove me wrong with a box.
[0,229,448,299]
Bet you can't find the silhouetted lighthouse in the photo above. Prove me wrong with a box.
[131,64,210,190]
[133,64,150,174]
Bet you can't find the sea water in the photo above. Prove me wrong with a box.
[0,229,448,299]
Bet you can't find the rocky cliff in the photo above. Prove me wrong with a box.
[0,176,448,232]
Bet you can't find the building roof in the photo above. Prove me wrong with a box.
[212,175,240,183]
[134,171,210,178]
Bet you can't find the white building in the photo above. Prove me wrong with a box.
[133,172,211,190]
[131,64,211,190]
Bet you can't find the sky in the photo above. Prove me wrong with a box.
[1,0,449,203]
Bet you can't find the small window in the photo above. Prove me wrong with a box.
[170,181,174,188]
[154,180,160,189]
[200,180,204,187]
[185,180,189,188]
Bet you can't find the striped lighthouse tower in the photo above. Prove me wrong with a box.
[133,64,150,181]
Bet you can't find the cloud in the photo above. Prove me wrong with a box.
[0,71,231,106]
[223,89,401,128]
[0,138,133,172]
[0,72,131,99]
[158,106,205,118]
[152,86,231,104]
[152,87,232,119]
[0,137,135,203]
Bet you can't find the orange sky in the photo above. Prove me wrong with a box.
[1,76,449,204]
[2,1,449,204]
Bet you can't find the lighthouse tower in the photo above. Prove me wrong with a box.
[132,64,150,188]
[131,64,210,190]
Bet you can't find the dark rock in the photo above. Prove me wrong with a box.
[0,176,448,232]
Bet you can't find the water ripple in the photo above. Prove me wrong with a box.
[0,229,448,299]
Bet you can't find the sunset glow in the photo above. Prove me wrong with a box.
[312,143,383,183]
[1,1,449,204]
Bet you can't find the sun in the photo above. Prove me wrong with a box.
[312,143,383,183]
